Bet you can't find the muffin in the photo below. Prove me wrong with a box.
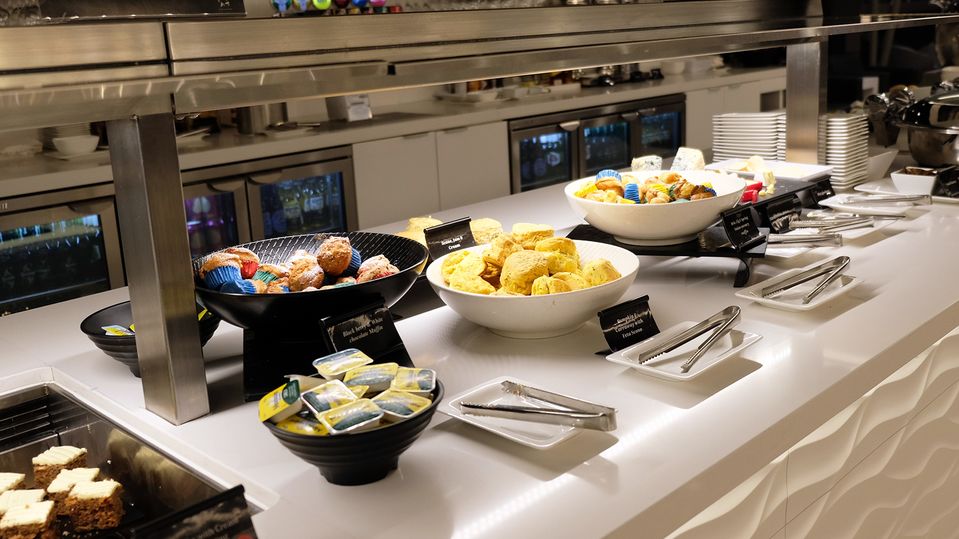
[265,278,290,294]
[356,255,399,283]
[223,247,260,279]
[500,251,549,295]
[220,279,266,294]
[316,237,354,277]
[252,263,289,284]
[510,223,554,249]
[198,253,242,291]
[288,255,325,292]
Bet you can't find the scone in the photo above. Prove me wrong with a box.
[534,237,578,258]
[510,223,554,249]
[545,252,578,274]
[441,251,471,283]
[531,275,573,295]
[445,252,486,281]
[470,218,503,244]
[406,216,443,232]
[581,259,622,286]
[500,251,549,295]
[482,234,524,268]
[449,273,496,295]
[551,272,589,291]
[491,288,524,297]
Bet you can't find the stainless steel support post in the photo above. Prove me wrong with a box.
[107,113,210,425]
[786,39,828,164]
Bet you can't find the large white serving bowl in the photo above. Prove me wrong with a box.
[564,170,747,246]
[427,240,639,339]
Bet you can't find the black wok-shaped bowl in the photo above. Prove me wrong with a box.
[193,232,428,331]
[80,301,220,377]
[265,381,443,486]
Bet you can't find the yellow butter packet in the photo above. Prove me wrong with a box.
[390,368,436,396]
[275,415,330,436]
[349,385,369,398]
[313,349,374,380]
[102,325,134,336]
[372,390,432,422]
[319,399,383,434]
[258,380,303,423]
[300,380,358,418]
[343,363,399,393]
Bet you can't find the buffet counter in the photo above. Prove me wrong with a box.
[1,171,959,537]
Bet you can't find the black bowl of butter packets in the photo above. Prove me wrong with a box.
[261,349,442,486]
[80,301,220,377]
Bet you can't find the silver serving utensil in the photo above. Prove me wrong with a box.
[788,217,866,228]
[635,306,741,365]
[761,256,850,298]
[842,193,932,205]
[768,233,843,247]
[459,381,617,431]
[680,306,741,373]
[801,259,851,304]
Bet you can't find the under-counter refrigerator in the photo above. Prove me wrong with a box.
[180,146,357,257]
[508,94,685,192]
[0,184,123,316]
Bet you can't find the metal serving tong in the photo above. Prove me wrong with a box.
[459,381,617,431]
[767,233,843,247]
[633,306,741,374]
[787,216,874,233]
[842,193,932,205]
[761,256,850,304]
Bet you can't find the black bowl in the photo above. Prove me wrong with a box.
[265,381,443,486]
[80,302,220,377]
[192,232,428,332]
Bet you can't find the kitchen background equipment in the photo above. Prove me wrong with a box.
[236,103,288,135]
[25,0,246,22]
[508,95,685,192]
[869,87,959,167]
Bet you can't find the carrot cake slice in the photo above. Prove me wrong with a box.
[0,500,54,539]
[31,447,86,490]
[0,490,44,517]
[64,480,123,532]
[0,475,24,496]
[45,468,99,515]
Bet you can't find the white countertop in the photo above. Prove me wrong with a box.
[0,67,784,200]
[2,169,957,538]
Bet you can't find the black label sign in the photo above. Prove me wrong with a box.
[722,206,764,250]
[424,217,476,260]
[134,485,257,539]
[934,166,959,198]
[809,178,836,206]
[764,194,802,233]
[322,303,413,367]
[598,295,660,353]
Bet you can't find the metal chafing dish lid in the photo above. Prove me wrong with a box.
[900,90,959,132]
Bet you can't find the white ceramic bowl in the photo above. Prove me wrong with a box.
[890,167,937,195]
[564,170,746,246]
[52,135,99,156]
[427,240,639,339]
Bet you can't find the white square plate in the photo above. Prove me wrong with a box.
[818,194,915,216]
[605,322,761,381]
[440,376,582,449]
[854,181,959,205]
[735,267,862,312]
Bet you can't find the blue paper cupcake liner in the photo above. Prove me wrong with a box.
[342,248,363,278]
[205,266,242,291]
[252,268,279,284]
[220,279,257,294]
[624,183,641,203]
[595,169,622,181]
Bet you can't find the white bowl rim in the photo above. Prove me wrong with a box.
[564,171,746,209]
[427,240,639,299]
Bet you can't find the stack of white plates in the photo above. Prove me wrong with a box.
[712,112,786,161]
[819,114,868,189]
[40,123,92,151]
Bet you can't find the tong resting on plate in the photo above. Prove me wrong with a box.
[788,217,874,233]
[459,381,617,431]
[842,193,932,205]
[634,306,741,374]
[761,256,851,304]
[767,233,843,247]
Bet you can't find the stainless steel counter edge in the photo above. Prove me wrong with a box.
[0,67,784,201]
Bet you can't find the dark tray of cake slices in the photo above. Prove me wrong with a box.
[0,385,257,538]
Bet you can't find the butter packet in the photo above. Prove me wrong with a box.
[102,325,134,337]
[259,380,304,423]
[348,385,370,398]
[390,367,436,396]
[300,380,358,418]
[313,349,374,380]
[343,363,399,393]
[319,399,383,434]
[371,390,432,422]
[275,415,330,436]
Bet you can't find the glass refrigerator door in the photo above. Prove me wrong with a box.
[183,180,250,258]
[580,115,633,176]
[639,107,684,156]
[511,123,578,192]
[249,162,354,240]
[0,202,122,316]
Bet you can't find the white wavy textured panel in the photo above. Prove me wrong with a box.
[785,381,959,539]
[665,454,787,539]
[786,333,959,521]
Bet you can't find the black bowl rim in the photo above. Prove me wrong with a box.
[193,232,428,299]
[80,300,218,338]
[264,380,444,442]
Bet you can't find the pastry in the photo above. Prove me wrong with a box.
[500,251,549,295]
[482,234,524,268]
[469,218,504,244]
[447,252,486,279]
[355,254,399,283]
[581,259,622,286]
[534,237,578,258]
[223,247,260,279]
[595,178,624,197]
[510,223,555,249]
[551,272,589,291]
[32,446,86,490]
[544,252,578,274]
[288,255,325,292]
[0,474,24,495]
[441,251,471,282]
[198,253,242,291]
[265,278,290,294]
[336,276,357,285]
[0,501,54,539]
[64,480,123,532]
[405,216,443,232]
[449,273,496,295]
[252,263,289,284]
[0,490,45,516]
[46,468,99,515]
[531,275,573,295]
[316,237,354,277]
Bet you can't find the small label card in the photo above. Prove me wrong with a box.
[934,166,959,198]
[764,194,803,233]
[722,206,764,250]
[424,217,476,260]
[322,302,413,367]
[809,178,836,206]
[136,485,257,539]
[598,295,661,353]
